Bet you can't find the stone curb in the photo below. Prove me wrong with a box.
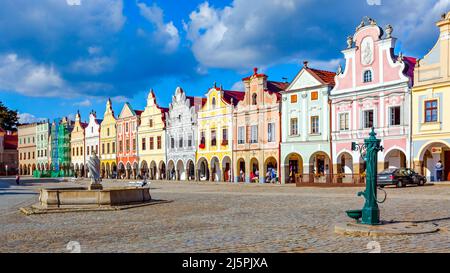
[335,221,440,237]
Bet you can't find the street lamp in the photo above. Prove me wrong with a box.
[348,127,384,225]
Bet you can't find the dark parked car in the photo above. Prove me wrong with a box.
[377,168,427,188]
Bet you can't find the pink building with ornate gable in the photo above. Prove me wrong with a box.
[330,17,416,180]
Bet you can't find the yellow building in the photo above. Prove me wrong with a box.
[137,90,168,180]
[412,12,450,181]
[70,111,86,177]
[196,85,244,182]
[100,98,117,178]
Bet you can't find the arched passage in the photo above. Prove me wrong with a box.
[210,157,220,182]
[249,158,259,183]
[167,160,175,180]
[158,161,166,180]
[384,148,407,170]
[222,156,231,182]
[126,162,132,179]
[336,152,354,183]
[418,141,450,181]
[236,158,246,182]
[176,160,185,180]
[309,152,331,183]
[141,160,149,178]
[197,157,209,181]
[150,161,157,180]
[186,160,195,181]
[264,157,277,183]
[284,153,303,184]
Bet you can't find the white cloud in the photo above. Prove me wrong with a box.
[0,53,68,97]
[18,113,46,124]
[230,81,244,91]
[70,56,115,75]
[66,0,81,6]
[73,99,92,107]
[184,0,450,71]
[137,2,180,53]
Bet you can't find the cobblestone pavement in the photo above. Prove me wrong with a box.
[1,177,450,253]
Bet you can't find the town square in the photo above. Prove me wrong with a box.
[1,0,450,257]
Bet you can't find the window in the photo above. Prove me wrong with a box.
[91,127,93,134]
[149,119,153,127]
[212,97,216,109]
[290,118,298,136]
[311,116,319,134]
[339,113,349,131]
[179,137,183,148]
[102,143,105,154]
[252,93,257,105]
[188,135,193,147]
[126,140,130,152]
[425,100,438,123]
[157,136,161,149]
[268,123,275,142]
[132,139,136,151]
[149,137,154,150]
[363,70,372,83]
[200,131,206,145]
[80,147,83,156]
[119,141,123,153]
[87,146,90,155]
[107,128,110,136]
[290,94,297,103]
[126,122,129,132]
[222,128,228,145]
[238,126,245,144]
[142,138,146,150]
[250,125,258,143]
[363,110,374,128]
[107,143,110,154]
[171,138,175,149]
[311,91,318,101]
[390,106,401,126]
[211,130,217,146]
[112,142,115,153]
[76,147,79,156]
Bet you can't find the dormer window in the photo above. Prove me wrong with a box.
[212,97,216,109]
[363,70,372,83]
[252,93,257,105]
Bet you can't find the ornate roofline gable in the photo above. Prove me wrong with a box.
[332,17,411,93]
[118,102,137,119]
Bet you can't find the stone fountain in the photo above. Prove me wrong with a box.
[21,153,154,215]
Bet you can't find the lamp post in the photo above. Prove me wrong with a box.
[351,127,384,225]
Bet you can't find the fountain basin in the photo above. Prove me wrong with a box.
[38,187,151,208]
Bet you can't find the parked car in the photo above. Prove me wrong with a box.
[377,168,427,188]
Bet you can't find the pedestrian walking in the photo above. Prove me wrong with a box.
[15,174,20,185]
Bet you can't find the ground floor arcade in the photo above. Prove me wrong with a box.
[413,139,450,182]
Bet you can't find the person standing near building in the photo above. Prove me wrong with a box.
[15,174,20,185]
[435,160,444,182]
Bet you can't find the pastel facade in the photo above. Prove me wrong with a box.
[330,18,414,181]
[280,63,335,184]
[50,119,60,171]
[100,99,117,179]
[36,121,50,171]
[233,69,287,183]
[17,123,37,175]
[0,128,18,175]
[84,111,102,177]
[197,85,244,182]
[165,87,205,181]
[57,117,74,176]
[138,91,168,180]
[70,111,86,177]
[412,12,450,181]
[116,103,142,179]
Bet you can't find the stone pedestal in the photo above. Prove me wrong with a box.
[89,183,103,190]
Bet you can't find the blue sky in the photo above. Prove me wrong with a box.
[0,0,449,124]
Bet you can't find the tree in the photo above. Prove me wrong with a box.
[0,101,19,131]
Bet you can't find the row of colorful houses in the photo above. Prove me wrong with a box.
[17,14,450,183]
